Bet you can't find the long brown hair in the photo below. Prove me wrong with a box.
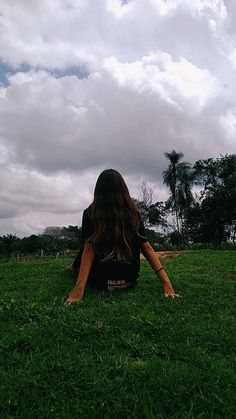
[87,169,141,262]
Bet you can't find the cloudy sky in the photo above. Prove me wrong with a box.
[0,0,236,236]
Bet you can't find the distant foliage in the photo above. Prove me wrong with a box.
[0,226,82,258]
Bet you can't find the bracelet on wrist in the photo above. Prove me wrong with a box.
[155,266,164,274]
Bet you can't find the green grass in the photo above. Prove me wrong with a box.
[0,250,235,419]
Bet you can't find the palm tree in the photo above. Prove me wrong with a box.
[163,150,193,235]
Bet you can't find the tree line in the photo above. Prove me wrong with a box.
[0,226,82,258]
[0,152,235,257]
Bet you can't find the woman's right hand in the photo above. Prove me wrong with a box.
[64,287,84,306]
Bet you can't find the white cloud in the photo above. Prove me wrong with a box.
[103,54,218,107]
[0,0,232,71]
[0,58,232,176]
[0,0,236,235]
[0,166,98,235]
[107,0,135,17]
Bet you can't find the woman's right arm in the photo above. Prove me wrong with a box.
[64,242,95,305]
[141,241,180,298]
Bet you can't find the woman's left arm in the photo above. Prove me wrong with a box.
[141,241,180,298]
[64,242,95,305]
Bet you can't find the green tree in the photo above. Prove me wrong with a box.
[40,225,82,254]
[192,154,236,247]
[40,226,68,253]
[0,234,20,256]
[63,225,82,250]
[163,150,194,239]
[136,181,167,229]
[19,234,42,254]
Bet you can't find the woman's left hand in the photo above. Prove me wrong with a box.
[64,287,84,306]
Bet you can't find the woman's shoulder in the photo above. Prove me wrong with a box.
[81,206,93,227]
[83,205,92,217]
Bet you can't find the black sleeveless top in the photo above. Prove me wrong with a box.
[80,208,148,289]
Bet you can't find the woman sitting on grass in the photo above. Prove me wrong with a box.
[65,169,179,305]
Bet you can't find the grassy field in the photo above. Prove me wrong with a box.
[0,250,235,419]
